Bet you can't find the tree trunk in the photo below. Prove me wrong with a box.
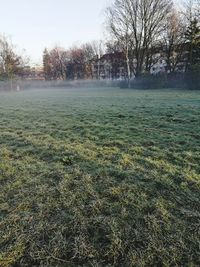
[126,46,131,88]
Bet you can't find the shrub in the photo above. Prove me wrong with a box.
[185,64,200,90]
[130,73,168,89]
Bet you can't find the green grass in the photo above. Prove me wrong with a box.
[0,87,200,267]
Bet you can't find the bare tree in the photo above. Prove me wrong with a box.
[68,46,86,79]
[89,40,105,79]
[196,0,200,18]
[163,8,185,73]
[0,35,26,89]
[44,46,67,80]
[81,43,96,61]
[105,40,122,54]
[106,0,173,79]
[89,40,105,58]
[182,0,200,22]
[106,1,133,85]
[81,41,104,79]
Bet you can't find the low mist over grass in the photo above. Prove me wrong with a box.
[0,87,200,266]
[0,80,120,92]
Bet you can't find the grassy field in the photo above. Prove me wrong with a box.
[0,87,200,267]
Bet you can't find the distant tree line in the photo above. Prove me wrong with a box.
[105,0,200,89]
[43,41,104,81]
[43,0,200,89]
[0,0,199,90]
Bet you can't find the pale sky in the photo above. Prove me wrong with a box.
[0,0,112,65]
[1,0,183,66]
